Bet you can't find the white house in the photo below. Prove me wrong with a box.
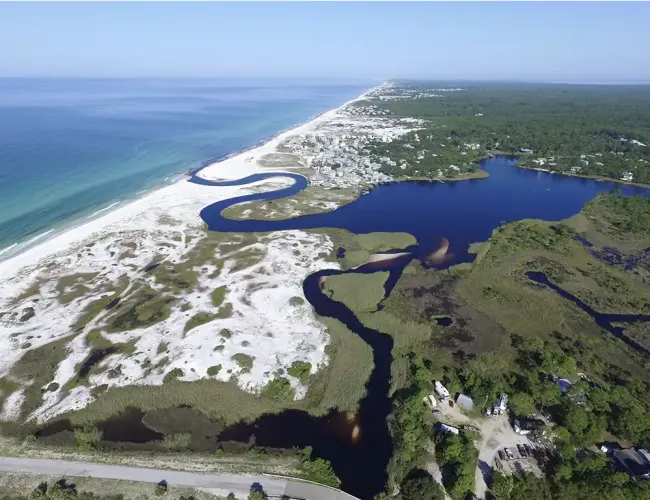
[621,172,634,182]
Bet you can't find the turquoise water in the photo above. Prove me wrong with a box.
[0,78,370,256]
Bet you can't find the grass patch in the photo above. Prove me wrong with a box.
[73,277,129,330]
[324,272,389,312]
[56,273,98,305]
[287,361,312,384]
[163,368,184,384]
[162,432,192,451]
[106,286,175,333]
[151,263,199,292]
[289,296,305,306]
[216,303,234,319]
[310,229,417,268]
[210,286,228,308]
[261,377,295,401]
[9,335,75,418]
[222,186,359,221]
[231,354,254,373]
[183,311,217,334]
[156,342,168,355]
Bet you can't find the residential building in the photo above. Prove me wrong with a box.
[613,448,650,479]
[455,393,474,410]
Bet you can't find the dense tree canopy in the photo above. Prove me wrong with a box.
[358,83,650,183]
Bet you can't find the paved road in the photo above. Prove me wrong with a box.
[0,457,358,500]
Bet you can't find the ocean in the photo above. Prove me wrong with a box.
[0,78,371,258]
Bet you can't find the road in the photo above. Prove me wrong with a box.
[0,456,359,500]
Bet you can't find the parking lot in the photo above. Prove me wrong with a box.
[494,443,543,477]
[432,399,543,498]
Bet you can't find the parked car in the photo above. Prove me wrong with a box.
[517,444,527,457]
[432,408,441,414]
[504,447,514,460]
[525,444,534,456]
[498,450,506,461]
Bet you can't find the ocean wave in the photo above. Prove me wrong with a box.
[86,201,121,219]
[0,243,18,257]
[21,230,54,248]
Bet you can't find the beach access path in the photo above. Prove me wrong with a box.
[0,456,360,500]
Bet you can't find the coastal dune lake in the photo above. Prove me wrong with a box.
[186,156,650,497]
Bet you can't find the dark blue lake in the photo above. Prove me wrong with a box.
[197,156,650,264]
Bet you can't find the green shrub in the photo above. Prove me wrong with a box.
[287,361,312,383]
[207,365,222,377]
[232,354,254,372]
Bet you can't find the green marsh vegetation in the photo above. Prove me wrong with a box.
[343,194,650,493]
[310,228,416,269]
[222,185,360,221]
[324,271,388,312]
[43,316,372,439]
[287,361,311,383]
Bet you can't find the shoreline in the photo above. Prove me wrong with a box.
[515,162,650,189]
[0,84,381,276]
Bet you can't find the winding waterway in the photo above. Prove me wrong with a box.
[185,157,650,497]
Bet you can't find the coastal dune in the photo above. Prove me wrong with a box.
[0,85,389,423]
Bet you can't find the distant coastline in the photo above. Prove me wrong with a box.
[0,85,373,263]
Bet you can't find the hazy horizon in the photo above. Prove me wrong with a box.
[2,2,650,82]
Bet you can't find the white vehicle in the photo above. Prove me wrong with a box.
[434,381,450,399]
[423,394,437,409]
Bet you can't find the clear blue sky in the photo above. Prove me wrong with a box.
[2,2,649,82]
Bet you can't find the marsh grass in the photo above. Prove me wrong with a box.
[59,318,372,430]
[310,228,416,269]
[162,432,192,451]
[324,272,389,313]
[222,186,360,221]
[287,361,311,384]
[458,213,650,384]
